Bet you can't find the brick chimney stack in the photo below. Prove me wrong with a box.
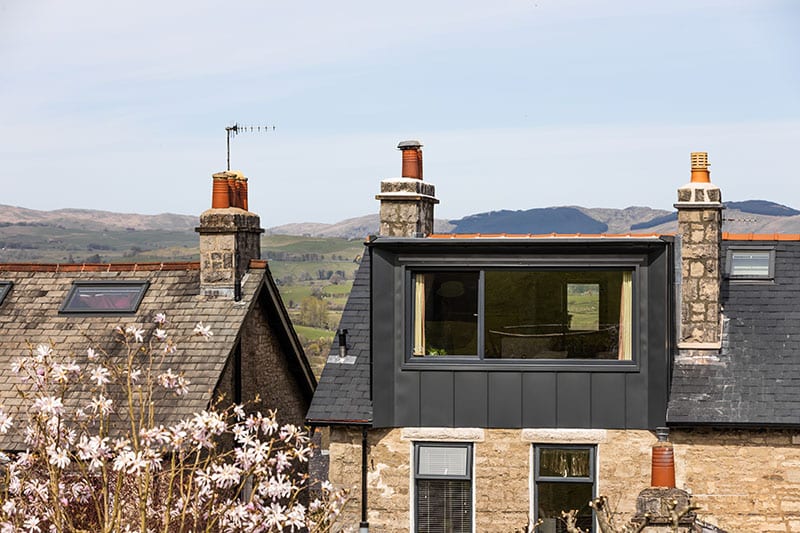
[675,152,723,348]
[196,170,264,300]
[375,140,439,237]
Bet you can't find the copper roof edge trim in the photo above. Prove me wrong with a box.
[723,233,800,241]
[424,232,666,239]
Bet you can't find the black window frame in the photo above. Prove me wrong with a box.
[725,246,775,281]
[414,442,473,533]
[405,265,638,366]
[0,281,12,306]
[59,280,150,315]
[533,444,596,532]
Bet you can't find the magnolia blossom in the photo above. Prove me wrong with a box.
[31,396,63,416]
[1,322,348,533]
[124,325,145,343]
[0,409,12,434]
[89,365,111,386]
[35,344,52,360]
[193,322,213,338]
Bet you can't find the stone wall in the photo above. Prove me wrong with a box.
[376,178,438,237]
[327,427,800,532]
[196,207,263,299]
[240,291,309,426]
[672,428,800,533]
[677,207,722,344]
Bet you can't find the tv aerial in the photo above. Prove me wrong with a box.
[225,123,276,171]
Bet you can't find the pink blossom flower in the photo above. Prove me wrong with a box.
[193,322,213,338]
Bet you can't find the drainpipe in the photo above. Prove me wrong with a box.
[360,427,369,532]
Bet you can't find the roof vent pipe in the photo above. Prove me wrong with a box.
[398,140,423,180]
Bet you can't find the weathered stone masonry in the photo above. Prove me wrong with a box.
[329,428,800,533]
[675,152,723,346]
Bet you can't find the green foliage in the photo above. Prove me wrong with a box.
[298,296,328,329]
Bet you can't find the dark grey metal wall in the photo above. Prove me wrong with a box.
[370,239,673,430]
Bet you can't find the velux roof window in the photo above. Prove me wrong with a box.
[0,281,12,305]
[60,281,149,314]
[727,248,774,280]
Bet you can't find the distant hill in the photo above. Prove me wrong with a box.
[0,205,196,231]
[450,207,608,234]
[3,198,800,264]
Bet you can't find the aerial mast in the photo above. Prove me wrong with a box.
[225,123,276,171]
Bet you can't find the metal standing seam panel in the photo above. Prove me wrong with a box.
[590,373,627,428]
[556,373,591,427]
[522,373,558,427]
[396,370,421,427]
[371,249,397,427]
[420,372,455,427]
[454,372,488,427]
[488,373,523,428]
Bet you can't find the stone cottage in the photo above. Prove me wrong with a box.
[307,142,800,532]
[0,171,316,450]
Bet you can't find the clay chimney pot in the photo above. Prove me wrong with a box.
[398,140,423,180]
[211,174,231,209]
[690,151,711,183]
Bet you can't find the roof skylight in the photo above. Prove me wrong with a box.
[60,281,149,314]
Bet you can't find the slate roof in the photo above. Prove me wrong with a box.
[668,240,800,426]
[0,260,312,449]
[306,250,371,425]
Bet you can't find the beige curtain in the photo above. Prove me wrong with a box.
[618,271,632,360]
[413,274,427,356]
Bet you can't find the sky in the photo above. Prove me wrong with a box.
[1,0,798,227]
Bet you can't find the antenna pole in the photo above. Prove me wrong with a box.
[224,122,274,170]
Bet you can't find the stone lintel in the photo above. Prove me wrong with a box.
[520,428,607,443]
[195,226,265,235]
[676,341,722,350]
[400,427,484,442]
[674,202,723,210]
[374,192,439,203]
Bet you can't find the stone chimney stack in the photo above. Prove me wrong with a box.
[675,152,723,348]
[375,140,439,237]
[196,170,264,300]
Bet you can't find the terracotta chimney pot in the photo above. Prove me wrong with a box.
[690,151,711,183]
[398,140,423,180]
[212,173,231,209]
[651,428,676,488]
[240,176,249,211]
[227,175,239,209]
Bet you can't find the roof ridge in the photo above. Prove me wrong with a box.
[0,262,201,272]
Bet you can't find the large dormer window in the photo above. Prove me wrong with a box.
[60,281,149,314]
[411,269,633,361]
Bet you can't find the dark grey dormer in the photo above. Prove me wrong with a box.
[369,236,673,430]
